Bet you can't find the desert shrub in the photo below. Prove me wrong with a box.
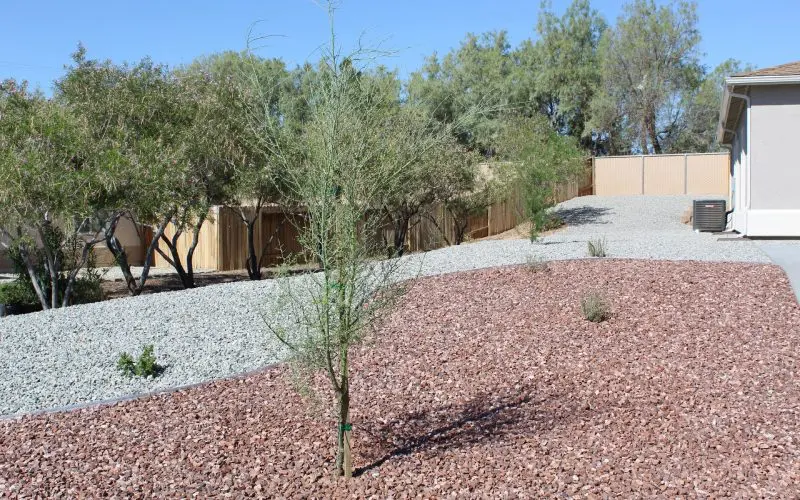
[581,292,611,323]
[496,115,585,241]
[5,234,105,307]
[525,254,550,273]
[0,281,40,307]
[541,213,565,232]
[71,276,104,304]
[587,238,607,257]
[117,345,163,378]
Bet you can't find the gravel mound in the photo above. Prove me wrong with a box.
[1,260,798,497]
[0,195,772,416]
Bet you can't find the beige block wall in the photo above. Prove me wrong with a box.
[595,153,729,197]
[686,154,730,196]
[594,156,643,195]
[643,155,685,194]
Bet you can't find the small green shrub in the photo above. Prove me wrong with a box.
[540,214,565,232]
[117,345,163,378]
[581,292,611,323]
[71,275,104,305]
[525,254,550,273]
[587,238,607,258]
[0,281,40,307]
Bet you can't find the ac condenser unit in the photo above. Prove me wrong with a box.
[693,199,727,232]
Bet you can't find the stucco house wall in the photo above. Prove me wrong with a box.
[718,61,800,237]
[749,85,800,210]
[744,84,800,236]
[0,215,146,274]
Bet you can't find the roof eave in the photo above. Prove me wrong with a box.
[726,74,800,86]
[717,74,800,145]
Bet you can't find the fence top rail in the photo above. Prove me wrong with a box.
[594,152,729,160]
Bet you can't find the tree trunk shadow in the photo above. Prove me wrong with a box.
[354,387,589,476]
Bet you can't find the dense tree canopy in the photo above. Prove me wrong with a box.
[586,0,703,154]
[0,0,752,307]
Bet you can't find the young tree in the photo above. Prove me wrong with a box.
[498,115,585,240]
[587,0,702,154]
[252,7,471,478]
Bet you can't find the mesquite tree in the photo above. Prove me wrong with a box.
[57,48,190,295]
[185,52,291,280]
[587,0,702,154]
[253,6,467,478]
[0,79,111,308]
[380,105,477,256]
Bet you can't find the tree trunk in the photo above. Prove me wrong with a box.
[245,221,260,280]
[106,234,138,295]
[185,213,207,288]
[136,215,172,294]
[335,385,352,478]
[161,230,191,288]
[392,216,409,258]
[644,108,661,154]
[18,246,49,310]
[61,237,99,308]
[37,225,60,309]
[454,219,469,245]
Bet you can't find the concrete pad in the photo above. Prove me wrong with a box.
[758,242,800,303]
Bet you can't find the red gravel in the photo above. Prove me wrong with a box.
[2,259,800,498]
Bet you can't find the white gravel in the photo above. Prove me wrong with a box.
[0,195,772,416]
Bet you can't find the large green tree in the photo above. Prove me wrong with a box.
[516,0,607,145]
[57,47,192,294]
[587,0,703,154]
[670,59,752,152]
[407,31,519,154]
[0,79,111,308]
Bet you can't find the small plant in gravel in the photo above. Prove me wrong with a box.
[581,292,611,323]
[525,254,550,273]
[587,238,607,257]
[117,345,163,378]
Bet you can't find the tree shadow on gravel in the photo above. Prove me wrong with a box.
[354,387,589,477]
[551,206,612,227]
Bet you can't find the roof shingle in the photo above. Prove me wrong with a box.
[733,61,800,77]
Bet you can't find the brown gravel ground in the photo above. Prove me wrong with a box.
[2,259,800,498]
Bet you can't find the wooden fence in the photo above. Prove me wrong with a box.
[153,205,306,271]
[152,163,594,271]
[594,152,729,197]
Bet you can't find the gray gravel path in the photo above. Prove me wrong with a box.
[0,195,772,416]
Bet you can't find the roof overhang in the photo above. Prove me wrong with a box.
[717,75,800,145]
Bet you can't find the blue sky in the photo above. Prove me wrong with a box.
[2,1,799,93]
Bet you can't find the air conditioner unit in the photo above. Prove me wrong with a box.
[693,199,727,232]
